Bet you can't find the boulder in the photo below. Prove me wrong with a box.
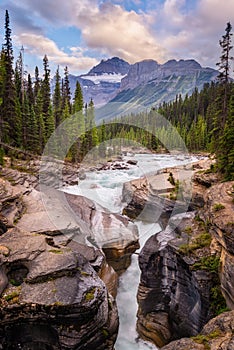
[122,176,187,227]
[65,193,139,274]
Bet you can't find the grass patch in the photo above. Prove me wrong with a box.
[48,249,63,254]
[179,232,212,254]
[213,203,225,212]
[4,290,20,302]
[184,226,192,234]
[192,329,221,350]
[85,287,96,302]
[191,255,220,273]
[210,286,229,315]
[102,328,109,338]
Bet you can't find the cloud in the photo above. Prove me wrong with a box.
[153,0,234,68]
[0,1,43,34]
[75,2,167,63]
[15,33,99,73]
[2,0,234,74]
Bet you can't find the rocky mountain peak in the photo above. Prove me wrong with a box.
[162,59,202,69]
[87,56,130,75]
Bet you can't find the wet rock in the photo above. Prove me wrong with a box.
[126,159,138,165]
[65,193,139,274]
[122,177,187,227]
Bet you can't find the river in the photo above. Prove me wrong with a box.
[64,152,201,350]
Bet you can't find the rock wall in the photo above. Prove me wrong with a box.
[201,181,234,309]
[135,170,234,348]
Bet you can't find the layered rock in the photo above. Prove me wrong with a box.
[136,167,234,348]
[64,193,140,274]
[122,170,190,227]
[0,227,118,350]
[201,181,234,309]
[0,172,120,349]
[161,310,234,350]
[136,226,213,347]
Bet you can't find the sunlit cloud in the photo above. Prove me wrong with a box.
[1,0,234,74]
[15,33,99,72]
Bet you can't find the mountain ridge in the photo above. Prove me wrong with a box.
[63,56,218,114]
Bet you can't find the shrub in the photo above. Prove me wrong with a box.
[192,255,220,273]
[213,203,225,211]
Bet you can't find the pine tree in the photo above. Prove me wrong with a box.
[41,55,54,142]
[33,66,40,102]
[216,22,233,125]
[1,10,18,144]
[73,81,83,113]
[71,80,85,162]
[218,84,234,179]
[34,88,45,153]
[62,66,71,112]
[53,67,61,128]
[14,51,23,105]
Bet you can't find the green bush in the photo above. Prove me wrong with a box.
[179,232,212,254]
[0,147,4,166]
[213,203,225,211]
[192,255,220,273]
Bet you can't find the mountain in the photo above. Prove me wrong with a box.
[111,58,217,107]
[87,56,130,75]
[66,57,130,107]
[62,57,218,117]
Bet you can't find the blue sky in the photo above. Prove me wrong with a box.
[0,0,234,76]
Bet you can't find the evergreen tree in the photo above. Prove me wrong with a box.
[41,55,54,142]
[53,67,61,128]
[62,66,71,112]
[1,10,18,144]
[0,50,6,142]
[216,22,233,125]
[34,88,45,153]
[73,81,83,113]
[33,66,40,102]
[218,84,234,179]
[71,81,85,162]
[14,51,24,105]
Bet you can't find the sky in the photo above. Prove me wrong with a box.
[0,0,234,77]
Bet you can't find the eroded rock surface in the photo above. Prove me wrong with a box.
[0,172,120,349]
[137,229,213,347]
[161,310,234,350]
[0,227,119,350]
[136,167,234,348]
[202,181,234,309]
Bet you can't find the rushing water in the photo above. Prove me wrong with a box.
[64,153,202,350]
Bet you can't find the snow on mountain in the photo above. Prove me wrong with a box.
[80,73,127,85]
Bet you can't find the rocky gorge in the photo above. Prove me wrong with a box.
[0,155,233,350]
[0,158,139,349]
[121,160,234,349]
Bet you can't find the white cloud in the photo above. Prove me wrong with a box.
[75,2,166,63]
[152,0,234,68]
[4,0,234,73]
[16,33,99,73]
